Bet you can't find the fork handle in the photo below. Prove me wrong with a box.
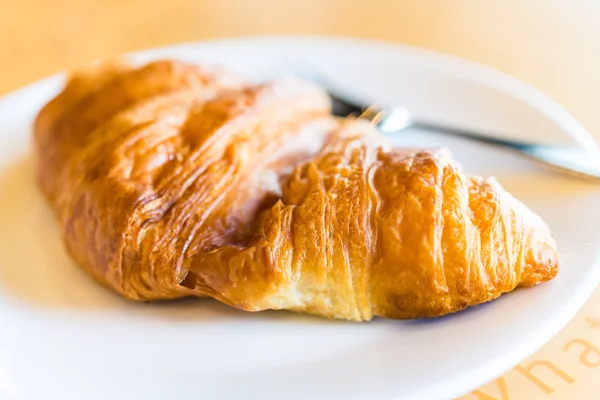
[406,121,600,181]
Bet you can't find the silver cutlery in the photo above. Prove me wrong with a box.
[291,67,600,181]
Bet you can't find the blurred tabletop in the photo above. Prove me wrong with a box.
[1,1,599,399]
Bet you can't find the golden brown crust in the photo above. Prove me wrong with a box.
[34,60,559,320]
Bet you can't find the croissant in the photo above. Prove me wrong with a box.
[34,60,559,321]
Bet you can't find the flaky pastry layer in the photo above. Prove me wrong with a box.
[34,60,558,320]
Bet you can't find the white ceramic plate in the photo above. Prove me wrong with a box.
[1,36,599,400]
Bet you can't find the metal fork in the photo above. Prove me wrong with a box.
[291,68,600,181]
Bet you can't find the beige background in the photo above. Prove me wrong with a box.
[1,1,599,398]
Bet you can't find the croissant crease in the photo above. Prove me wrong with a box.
[34,60,559,321]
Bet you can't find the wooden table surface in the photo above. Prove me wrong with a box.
[1,1,599,399]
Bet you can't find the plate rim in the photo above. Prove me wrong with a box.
[2,34,598,156]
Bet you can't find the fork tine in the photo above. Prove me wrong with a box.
[281,60,374,117]
[328,92,367,117]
